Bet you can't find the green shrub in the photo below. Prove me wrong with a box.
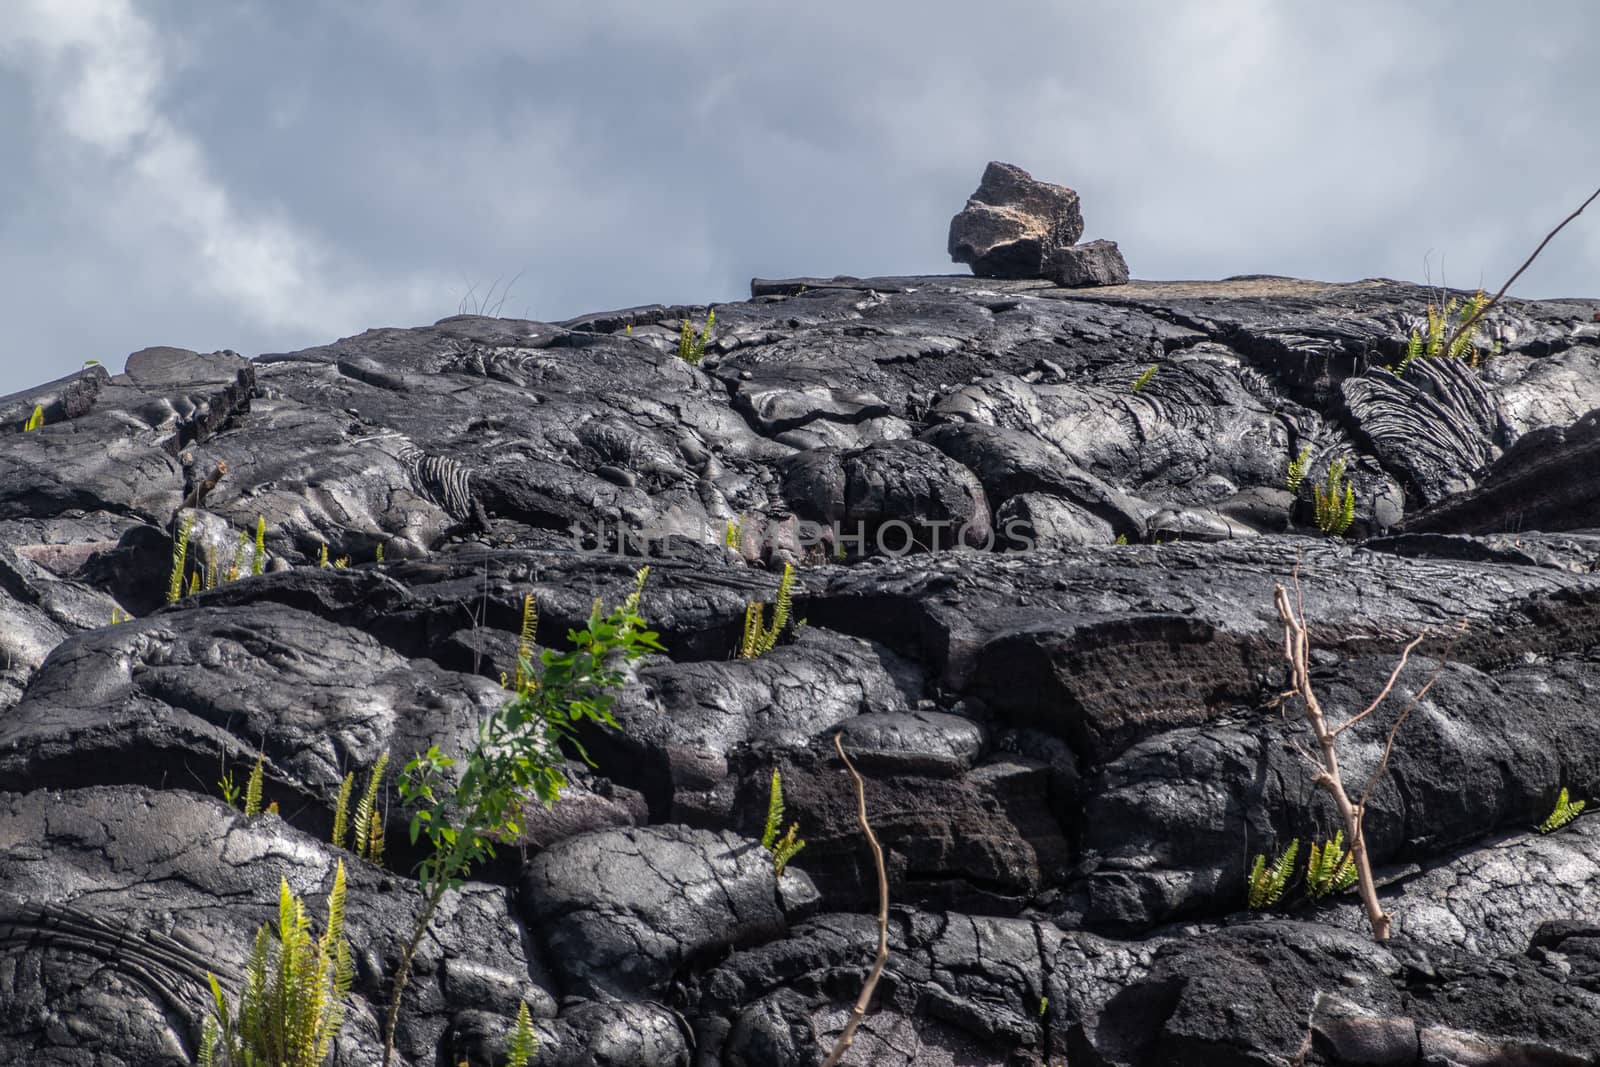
[384,568,662,1066]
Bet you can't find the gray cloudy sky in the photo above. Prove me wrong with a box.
[2,1,1597,396]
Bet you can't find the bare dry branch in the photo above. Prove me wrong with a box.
[1440,183,1600,358]
[822,733,891,1067]
[1330,632,1427,738]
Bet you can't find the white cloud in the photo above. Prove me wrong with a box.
[0,0,445,359]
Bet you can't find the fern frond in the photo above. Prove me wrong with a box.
[331,772,355,850]
[771,824,805,877]
[252,516,266,576]
[1539,787,1587,834]
[318,544,330,568]
[512,594,539,693]
[507,1000,538,1067]
[1305,831,1357,899]
[761,769,784,850]
[1247,839,1299,908]
[739,602,764,659]
[366,810,386,866]
[375,543,385,564]
[352,752,390,861]
[23,405,44,432]
[243,752,264,818]
[1131,365,1158,393]
[1286,446,1311,493]
[1398,329,1423,373]
[228,528,249,582]
[168,512,194,604]
[724,517,742,550]
[769,563,794,641]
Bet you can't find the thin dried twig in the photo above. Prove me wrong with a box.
[822,733,890,1067]
[1353,619,1470,826]
[1329,632,1427,738]
[1440,183,1600,357]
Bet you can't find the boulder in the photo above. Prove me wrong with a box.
[1045,237,1130,287]
[948,161,1085,279]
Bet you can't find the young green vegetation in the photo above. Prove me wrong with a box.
[1305,831,1358,900]
[244,752,265,818]
[760,769,806,878]
[1313,458,1355,537]
[227,529,249,582]
[168,512,195,604]
[110,606,131,625]
[739,562,795,659]
[375,543,385,564]
[384,568,662,1067]
[23,405,44,432]
[197,862,352,1067]
[351,752,389,865]
[507,593,539,695]
[318,544,330,568]
[507,1001,538,1067]
[1130,365,1158,393]
[678,309,715,365]
[1395,290,1500,374]
[724,516,743,551]
[1247,839,1299,909]
[252,517,266,576]
[329,754,391,865]
[1538,787,1587,834]
[1286,445,1311,494]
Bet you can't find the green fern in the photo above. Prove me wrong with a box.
[1538,787,1587,834]
[243,752,265,818]
[251,516,266,576]
[199,862,353,1067]
[510,594,539,694]
[23,405,44,432]
[739,563,795,659]
[352,752,390,863]
[1247,838,1299,909]
[1304,831,1358,899]
[318,543,330,568]
[1130,365,1158,393]
[375,543,385,564]
[759,769,806,878]
[168,512,195,604]
[678,309,715,365]
[724,517,743,550]
[227,529,249,582]
[330,772,355,850]
[1313,459,1355,537]
[1395,291,1500,374]
[1286,445,1311,494]
[507,1000,538,1067]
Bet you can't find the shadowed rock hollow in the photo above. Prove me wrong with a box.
[3,267,1600,1065]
